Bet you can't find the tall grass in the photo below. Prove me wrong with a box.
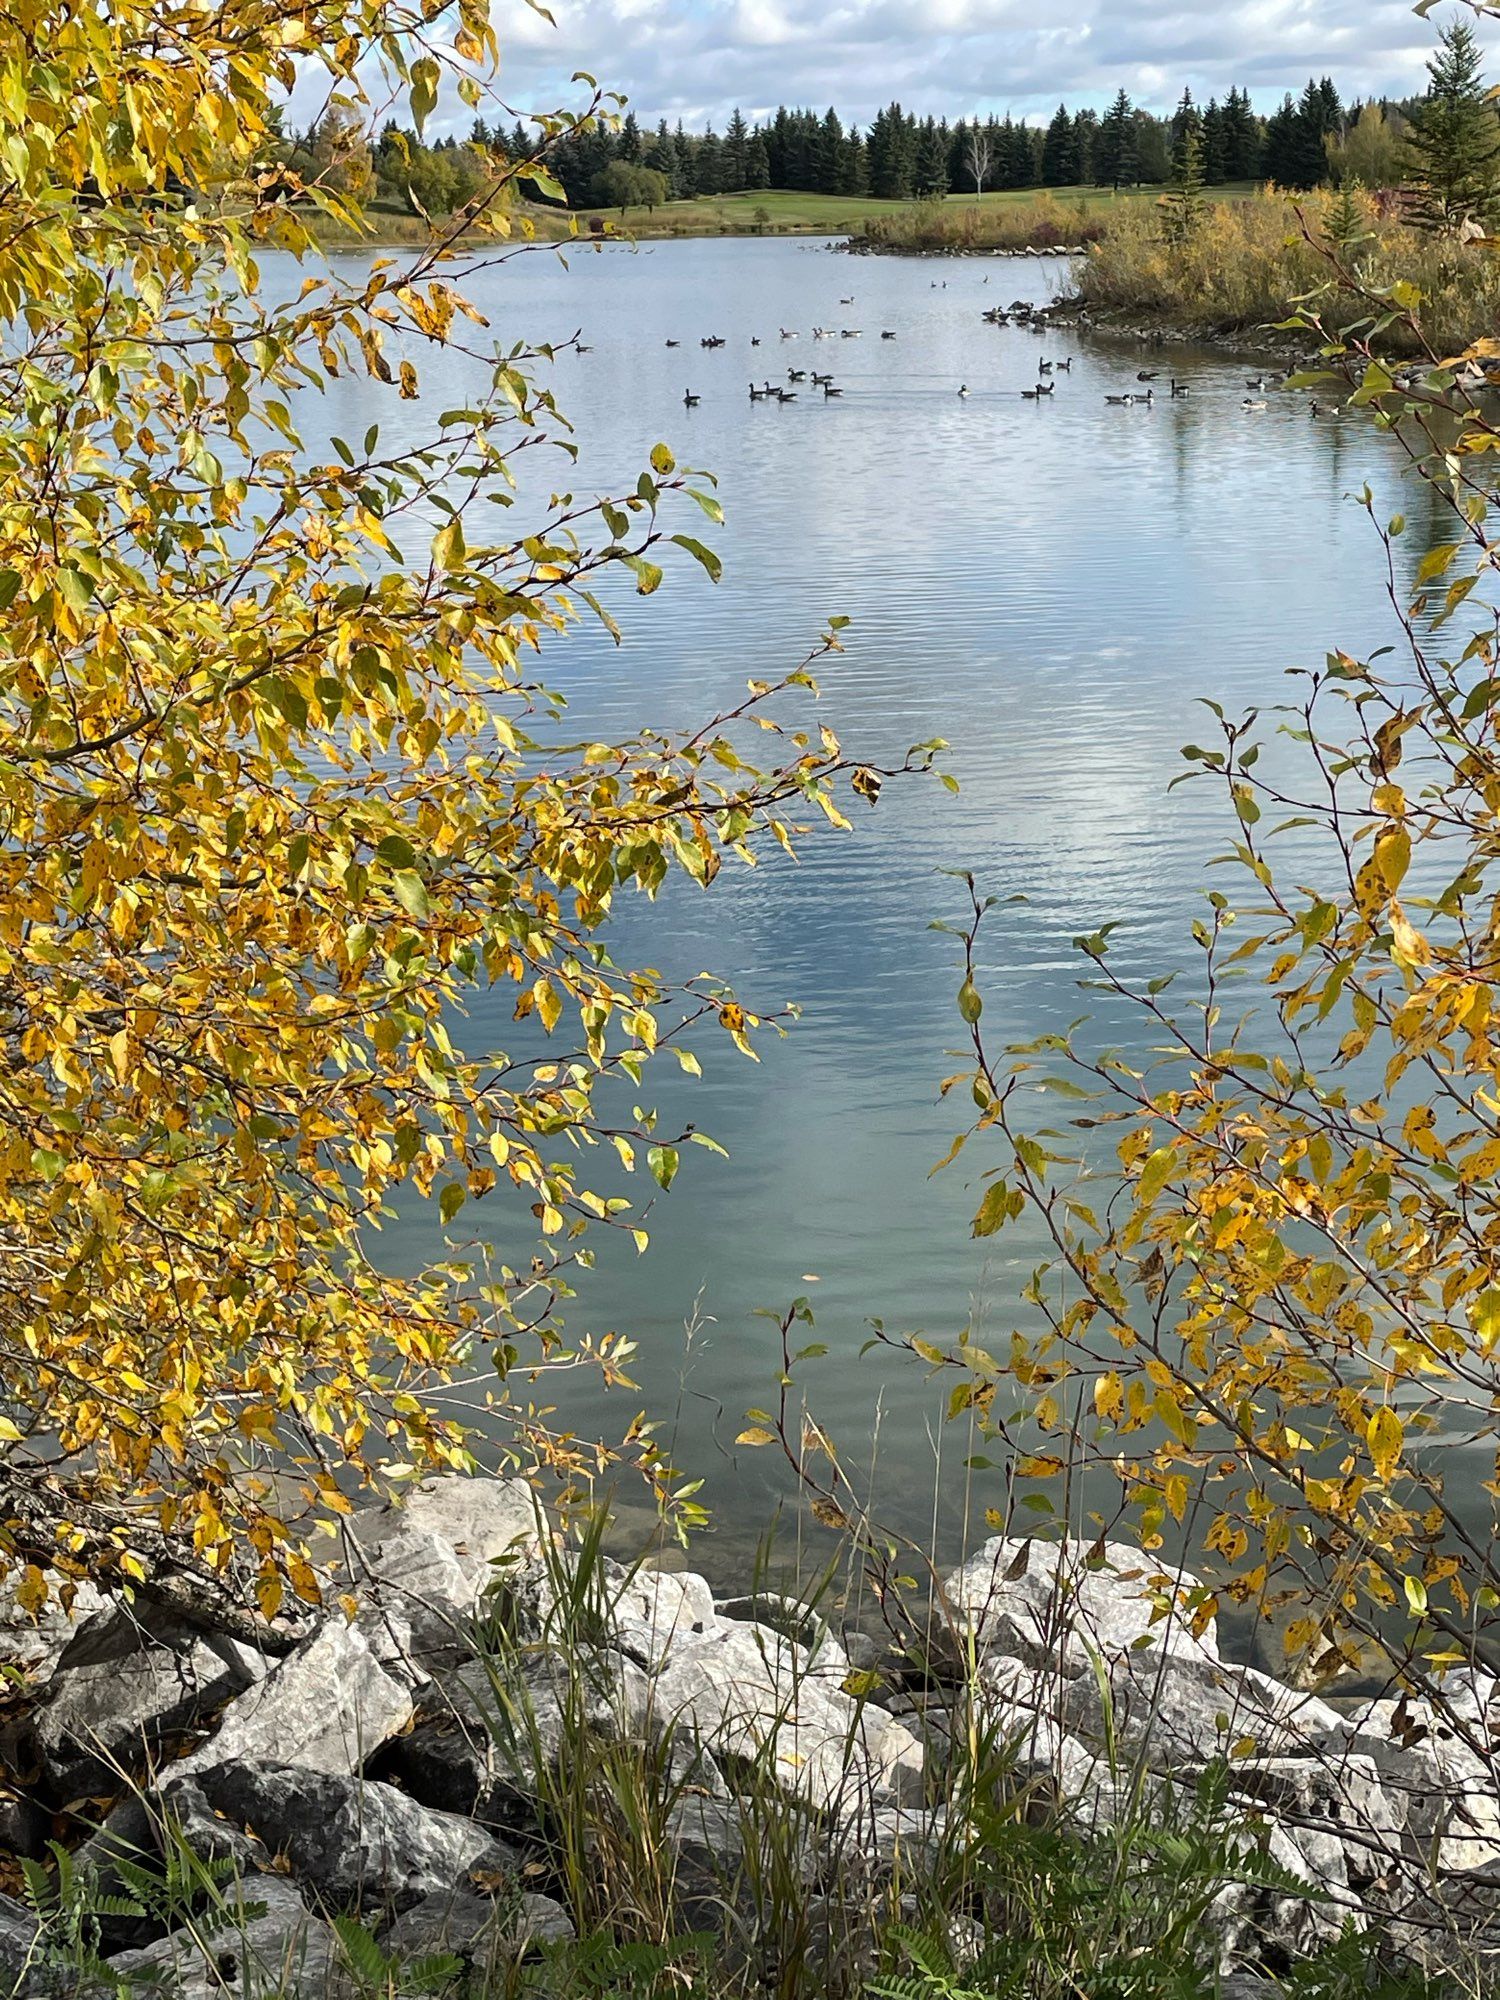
[1073,187,1500,354]
[858,194,1108,254]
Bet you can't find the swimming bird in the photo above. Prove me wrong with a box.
[1104,393,1131,405]
[665,339,681,348]
[840,295,855,304]
[1132,388,1154,405]
[823,383,843,397]
[683,390,700,407]
[751,336,761,347]
[958,384,970,398]
[1039,359,1054,374]
[788,367,807,382]
[1137,370,1159,382]
[1035,380,1055,397]
[1056,357,1073,372]
[776,388,798,402]
[1169,379,1190,398]
[780,327,799,339]
[811,371,834,386]
[882,330,898,339]
[1243,398,1268,411]
[749,382,770,400]
[1245,376,1268,390]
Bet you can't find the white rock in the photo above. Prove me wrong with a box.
[943,1536,1219,1674]
[177,1616,415,1778]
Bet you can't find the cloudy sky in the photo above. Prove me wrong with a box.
[477,0,1452,128]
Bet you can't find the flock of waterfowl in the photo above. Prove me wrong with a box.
[669,291,1349,417]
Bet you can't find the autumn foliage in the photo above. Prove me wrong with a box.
[0,0,914,1622]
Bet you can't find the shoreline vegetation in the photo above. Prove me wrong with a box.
[313,182,1500,359]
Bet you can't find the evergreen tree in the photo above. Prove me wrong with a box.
[1201,98,1228,184]
[1073,108,1098,185]
[618,110,642,163]
[1097,89,1136,189]
[1041,103,1078,185]
[697,123,725,195]
[1170,88,1203,182]
[724,108,751,191]
[840,128,868,196]
[1404,18,1500,231]
[1222,87,1262,179]
[1133,111,1170,183]
[915,116,950,197]
[1164,121,1205,239]
[815,107,845,195]
[869,102,916,199]
[746,130,772,190]
[674,120,697,196]
[1262,94,1301,186]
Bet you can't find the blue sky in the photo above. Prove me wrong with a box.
[478,0,1450,129]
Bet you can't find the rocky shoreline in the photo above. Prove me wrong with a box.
[1,1477,1497,1996]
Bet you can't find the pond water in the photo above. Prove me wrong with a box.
[301,234,1437,1573]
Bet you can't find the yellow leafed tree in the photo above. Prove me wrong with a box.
[0,0,917,1628]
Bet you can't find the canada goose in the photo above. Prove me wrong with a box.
[840,295,855,304]
[1169,379,1190,397]
[882,330,898,339]
[958,384,970,398]
[1243,398,1268,411]
[1132,388,1154,405]
[1056,357,1073,372]
[751,336,761,347]
[780,327,799,339]
[1137,370,1159,382]
[788,367,807,382]
[823,383,843,397]
[683,391,700,408]
[578,344,593,353]
[776,388,798,402]
[749,382,770,400]
[665,339,681,348]
[1104,393,1131,405]
[842,328,862,338]
[1021,387,1041,400]
[1039,359,1054,374]
[1245,376,1268,390]
[1035,380,1055,397]
[811,371,834,386]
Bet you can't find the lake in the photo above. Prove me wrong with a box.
[307,232,1428,1573]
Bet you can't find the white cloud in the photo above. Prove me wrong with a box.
[474,0,1451,129]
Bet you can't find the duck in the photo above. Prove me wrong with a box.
[683,391,701,408]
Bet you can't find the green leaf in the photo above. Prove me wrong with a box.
[376,835,417,870]
[671,534,722,583]
[393,871,430,919]
[958,980,983,1025]
[439,1182,466,1226]
[646,1143,679,1190]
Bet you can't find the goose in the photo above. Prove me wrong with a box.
[841,328,862,338]
[776,388,798,402]
[882,330,898,340]
[1243,398,1268,411]
[683,391,701,408]
[1055,357,1073,372]
[1021,386,1041,400]
[1038,359,1054,374]
[1104,393,1131,405]
[840,295,855,304]
[578,344,594,353]
[1169,379,1190,398]
[665,339,681,349]
[1137,370,1159,382]
[788,367,807,382]
[780,327,799,339]
[1035,380,1055,397]
[751,336,761,347]
[1132,388,1154,406]
[811,371,834,386]
[749,382,770,401]
[823,383,843,397]
[1245,376,1268,390]
[958,383,970,398]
